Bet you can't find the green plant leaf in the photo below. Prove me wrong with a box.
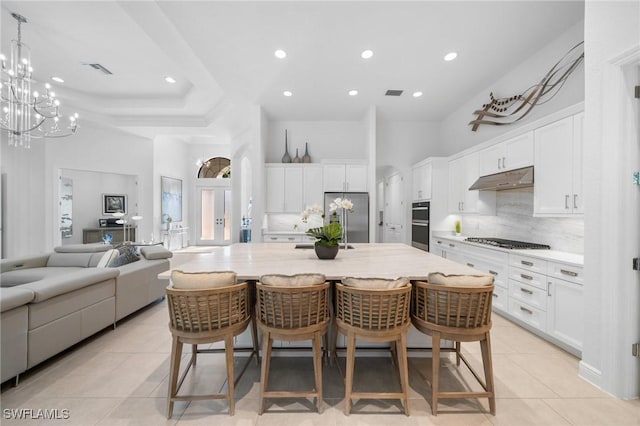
[305,221,343,246]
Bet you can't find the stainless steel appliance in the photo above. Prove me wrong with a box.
[468,166,534,191]
[324,192,369,243]
[411,201,430,251]
[465,237,550,249]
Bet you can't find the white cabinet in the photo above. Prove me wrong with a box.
[479,132,534,175]
[534,113,583,216]
[547,262,584,351]
[263,233,316,243]
[323,164,367,192]
[412,160,433,201]
[448,152,495,214]
[265,165,304,213]
[461,247,508,313]
[303,165,324,208]
[431,238,464,262]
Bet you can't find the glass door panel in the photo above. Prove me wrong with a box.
[196,184,231,246]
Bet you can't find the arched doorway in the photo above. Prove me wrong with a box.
[196,157,231,246]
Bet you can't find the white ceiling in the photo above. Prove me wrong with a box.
[0,1,584,141]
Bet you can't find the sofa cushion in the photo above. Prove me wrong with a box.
[21,268,120,303]
[341,277,410,289]
[0,287,35,312]
[54,243,113,253]
[171,270,237,289]
[427,273,494,287]
[1,267,84,287]
[140,246,172,260]
[1,255,50,274]
[46,253,94,268]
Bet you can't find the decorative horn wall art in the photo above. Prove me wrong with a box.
[469,41,584,131]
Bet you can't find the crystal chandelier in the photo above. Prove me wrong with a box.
[0,13,78,148]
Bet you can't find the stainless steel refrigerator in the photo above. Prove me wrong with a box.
[324,192,369,243]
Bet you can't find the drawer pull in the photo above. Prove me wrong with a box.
[467,263,474,268]
[14,263,24,268]
[520,287,533,295]
[449,243,455,248]
[560,269,578,277]
[520,306,533,315]
[287,237,296,241]
[270,237,277,240]
[437,240,442,244]
[488,270,498,276]
[520,274,533,280]
[521,260,534,267]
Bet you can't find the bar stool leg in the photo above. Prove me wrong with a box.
[259,331,272,414]
[224,335,236,415]
[250,316,260,365]
[312,332,324,413]
[481,332,496,415]
[344,331,356,415]
[397,333,410,416]
[431,331,441,416]
[191,344,198,366]
[455,341,461,366]
[166,336,183,419]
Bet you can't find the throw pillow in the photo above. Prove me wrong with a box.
[108,245,140,267]
[427,272,494,287]
[260,273,326,287]
[97,249,119,268]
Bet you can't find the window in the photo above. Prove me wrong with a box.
[197,157,231,178]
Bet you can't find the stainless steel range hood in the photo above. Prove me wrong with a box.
[468,166,534,191]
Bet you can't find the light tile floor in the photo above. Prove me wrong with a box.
[1,255,638,425]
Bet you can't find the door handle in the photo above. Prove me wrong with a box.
[521,260,533,267]
[560,269,578,277]
[565,194,569,209]
[467,263,475,268]
[502,157,506,169]
[497,158,501,169]
[573,194,578,209]
[489,270,498,276]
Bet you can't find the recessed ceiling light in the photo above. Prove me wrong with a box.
[444,52,458,62]
[361,49,373,59]
[51,76,64,83]
[283,90,293,97]
[164,76,176,84]
[413,91,423,98]
[348,89,358,96]
[274,49,287,59]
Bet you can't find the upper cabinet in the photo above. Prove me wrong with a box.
[478,132,534,176]
[448,152,496,215]
[323,163,367,192]
[533,113,583,216]
[266,164,323,213]
[412,160,433,201]
[302,165,324,208]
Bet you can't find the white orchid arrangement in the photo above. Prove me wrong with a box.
[301,198,353,246]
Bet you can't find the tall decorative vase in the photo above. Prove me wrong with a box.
[302,142,311,163]
[293,148,300,163]
[282,129,292,163]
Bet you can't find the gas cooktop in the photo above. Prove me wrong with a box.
[464,237,551,250]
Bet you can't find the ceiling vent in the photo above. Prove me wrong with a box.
[84,63,113,75]
[385,89,403,96]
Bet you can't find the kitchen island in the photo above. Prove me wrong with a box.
[159,242,482,280]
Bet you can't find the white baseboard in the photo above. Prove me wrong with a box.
[579,360,603,389]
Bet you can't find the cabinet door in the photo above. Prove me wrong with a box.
[534,117,574,215]
[462,152,480,213]
[422,162,433,199]
[303,166,324,208]
[345,165,367,192]
[479,144,505,176]
[266,167,285,212]
[448,157,463,213]
[284,167,304,213]
[504,131,534,171]
[412,166,423,200]
[572,113,584,214]
[323,164,346,192]
[547,277,583,351]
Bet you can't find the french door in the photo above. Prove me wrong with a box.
[196,180,231,245]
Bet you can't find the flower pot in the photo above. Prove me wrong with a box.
[314,243,339,260]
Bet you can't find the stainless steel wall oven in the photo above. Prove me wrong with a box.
[411,201,430,251]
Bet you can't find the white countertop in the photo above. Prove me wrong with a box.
[433,235,584,266]
[160,243,483,280]
[262,230,307,235]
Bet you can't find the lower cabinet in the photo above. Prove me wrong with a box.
[547,276,584,351]
[263,234,316,243]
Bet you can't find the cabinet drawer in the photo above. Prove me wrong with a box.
[547,262,583,285]
[509,254,547,274]
[509,267,547,291]
[509,280,547,311]
[301,236,317,243]
[263,235,300,243]
[492,285,508,312]
[508,299,546,332]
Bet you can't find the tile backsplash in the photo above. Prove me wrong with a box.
[460,188,584,254]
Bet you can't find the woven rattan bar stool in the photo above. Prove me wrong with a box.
[165,270,259,418]
[256,274,330,414]
[335,277,412,416]
[411,273,496,416]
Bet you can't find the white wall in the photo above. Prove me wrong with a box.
[43,122,154,253]
[59,170,138,245]
[440,20,585,155]
[265,120,367,163]
[581,0,640,398]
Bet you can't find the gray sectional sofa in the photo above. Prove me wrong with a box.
[0,243,172,385]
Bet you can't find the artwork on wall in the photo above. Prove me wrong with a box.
[161,176,182,223]
[60,177,73,238]
[103,194,127,215]
[469,41,584,131]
